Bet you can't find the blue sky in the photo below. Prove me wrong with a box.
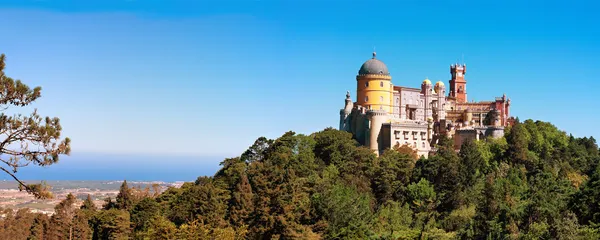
[1,0,599,161]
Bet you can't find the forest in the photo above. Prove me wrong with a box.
[2,121,600,239]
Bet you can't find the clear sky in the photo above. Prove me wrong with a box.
[1,0,599,159]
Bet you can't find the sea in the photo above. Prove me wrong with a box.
[0,152,224,182]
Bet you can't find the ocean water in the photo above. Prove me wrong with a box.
[0,153,225,182]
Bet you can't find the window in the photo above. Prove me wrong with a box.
[422,142,425,148]
[413,142,417,148]
[380,81,384,87]
[380,106,383,110]
[366,82,369,87]
[380,96,384,102]
[365,96,369,102]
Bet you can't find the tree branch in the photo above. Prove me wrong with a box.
[0,165,32,193]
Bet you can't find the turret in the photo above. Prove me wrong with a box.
[339,91,354,131]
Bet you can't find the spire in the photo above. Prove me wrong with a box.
[372,51,377,59]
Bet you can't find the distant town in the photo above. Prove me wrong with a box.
[0,180,184,215]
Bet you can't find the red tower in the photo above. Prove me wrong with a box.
[449,63,467,103]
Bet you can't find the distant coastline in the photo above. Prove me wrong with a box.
[0,152,224,182]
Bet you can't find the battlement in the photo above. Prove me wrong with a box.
[450,63,466,71]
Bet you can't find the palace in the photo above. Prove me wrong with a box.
[339,52,514,157]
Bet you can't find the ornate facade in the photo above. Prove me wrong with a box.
[339,52,514,157]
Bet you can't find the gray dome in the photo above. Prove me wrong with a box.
[358,52,389,75]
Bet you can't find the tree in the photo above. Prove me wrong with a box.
[48,193,77,240]
[372,149,414,205]
[311,127,358,166]
[0,53,71,199]
[130,197,161,232]
[228,172,254,228]
[81,194,96,210]
[312,183,374,239]
[115,180,133,211]
[91,209,131,240]
[72,210,93,240]
[483,110,498,126]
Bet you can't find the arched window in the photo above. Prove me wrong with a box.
[365,96,369,102]
[380,106,383,110]
[380,81,384,87]
[365,82,369,87]
[380,96,384,102]
[422,142,425,148]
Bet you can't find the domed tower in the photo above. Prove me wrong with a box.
[356,52,393,156]
[356,52,393,113]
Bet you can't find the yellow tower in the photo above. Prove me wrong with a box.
[356,52,393,113]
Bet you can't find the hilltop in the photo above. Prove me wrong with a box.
[1,120,600,239]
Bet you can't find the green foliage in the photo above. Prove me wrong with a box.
[312,182,374,239]
[130,198,161,232]
[1,122,599,239]
[371,201,418,239]
[372,149,415,205]
[91,209,131,240]
[116,180,133,211]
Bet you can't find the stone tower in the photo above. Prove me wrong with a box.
[367,110,388,156]
[449,63,467,103]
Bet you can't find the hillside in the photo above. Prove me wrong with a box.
[1,119,600,239]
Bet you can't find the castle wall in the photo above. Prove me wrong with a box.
[388,121,430,157]
[454,126,505,149]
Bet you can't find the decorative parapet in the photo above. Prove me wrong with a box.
[366,109,389,117]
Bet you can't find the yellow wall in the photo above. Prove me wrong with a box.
[356,75,393,113]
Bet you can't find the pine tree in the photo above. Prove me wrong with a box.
[229,173,254,227]
[48,193,77,240]
[81,194,96,210]
[71,210,92,240]
[116,180,133,211]
[0,53,71,199]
